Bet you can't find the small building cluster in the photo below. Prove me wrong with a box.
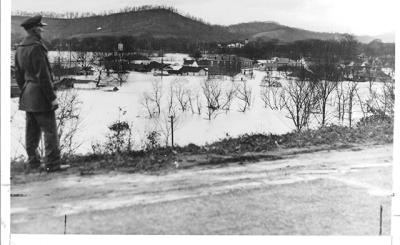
[131,55,253,77]
[220,39,249,49]
[255,57,305,71]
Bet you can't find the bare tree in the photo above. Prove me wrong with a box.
[113,72,129,87]
[355,84,373,122]
[142,95,156,118]
[280,78,318,131]
[365,78,395,118]
[187,91,195,114]
[172,78,191,112]
[346,81,359,127]
[194,92,203,115]
[202,79,222,120]
[155,112,180,147]
[74,51,94,76]
[91,52,107,87]
[166,82,179,117]
[260,85,283,110]
[235,80,252,112]
[335,81,347,125]
[55,89,84,157]
[315,80,337,126]
[141,80,162,118]
[220,83,237,113]
[310,64,341,126]
[380,79,395,117]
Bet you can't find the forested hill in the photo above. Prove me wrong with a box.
[11,8,393,46]
[11,8,237,44]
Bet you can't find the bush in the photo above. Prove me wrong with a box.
[105,120,133,154]
[145,131,161,151]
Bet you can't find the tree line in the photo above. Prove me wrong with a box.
[220,35,395,65]
[47,34,394,67]
[48,35,219,54]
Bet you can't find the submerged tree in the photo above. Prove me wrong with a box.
[235,80,252,112]
[280,76,318,131]
[310,63,342,126]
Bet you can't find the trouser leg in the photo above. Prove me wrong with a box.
[25,112,42,165]
[34,111,61,166]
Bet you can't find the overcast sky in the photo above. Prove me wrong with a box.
[11,0,397,36]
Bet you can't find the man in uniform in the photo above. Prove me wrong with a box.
[14,15,69,172]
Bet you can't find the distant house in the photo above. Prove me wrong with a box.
[168,69,182,75]
[73,80,97,89]
[203,54,253,76]
[183,59,198,67]
[167,65,183,75]
[145,61,171,73]
[153,70,170,76]
[256,57,303,71]
[147,61,166,70]
[358,53,368,61]
[256,60,276,71]
[151,62,172,76]
[227,42,244,48]
[179,66,208,76]
[239,57,253,69]
[197,59,210,67]
[276,58,290,68]
[132,60,151,65]
[131,63,147,72]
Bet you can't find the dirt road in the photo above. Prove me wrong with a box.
[11,144,393,234]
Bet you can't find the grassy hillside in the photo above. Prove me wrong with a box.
[227,21,284,37]
[228,21,343,42]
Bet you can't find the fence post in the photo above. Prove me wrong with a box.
[170,115,174,149]
[64,214,67,234]
[379,205,383,235]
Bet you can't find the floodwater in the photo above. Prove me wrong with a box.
[10,55,380,158]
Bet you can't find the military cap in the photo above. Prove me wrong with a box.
[20,15,47,29]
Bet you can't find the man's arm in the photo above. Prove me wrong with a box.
[31,45,57,103]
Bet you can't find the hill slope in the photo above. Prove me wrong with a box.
[12,9,392,45]
[227,21,344,42]
[11,9,238,44]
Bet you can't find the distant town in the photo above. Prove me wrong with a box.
[11,38,395,96]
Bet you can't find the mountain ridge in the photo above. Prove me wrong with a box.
[11,8,395,45]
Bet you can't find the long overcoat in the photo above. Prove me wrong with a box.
[14,34,57,112]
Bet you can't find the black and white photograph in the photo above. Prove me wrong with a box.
[1,0,399,243]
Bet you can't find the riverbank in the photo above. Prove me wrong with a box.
[10,113,393,183]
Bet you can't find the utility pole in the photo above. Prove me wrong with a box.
[57,43,61,81]
[118,42,124,86]
[160,49,164,80]
[69,40,72,75]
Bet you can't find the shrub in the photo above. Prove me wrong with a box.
[105,120,133,154]
[145,130,161,151]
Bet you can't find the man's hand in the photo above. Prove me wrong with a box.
[51,98,59,110]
